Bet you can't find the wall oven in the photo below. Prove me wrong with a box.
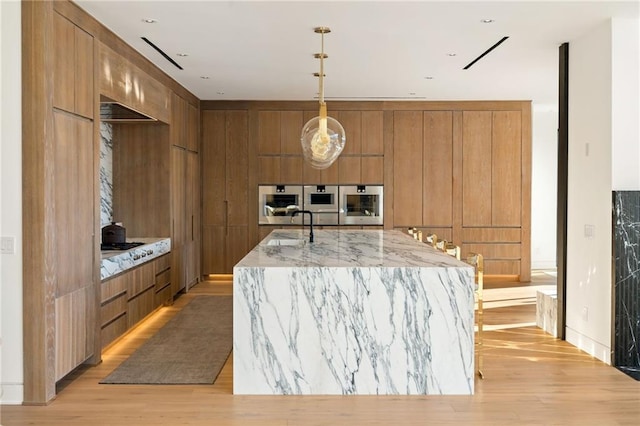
[339,185,384,225]
[303,185,340,225]
[258,185,303,225]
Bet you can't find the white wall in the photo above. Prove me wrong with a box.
[611,18,640,190]
[564,18,640,363]
[531,106,558,269]
[0,0,24,404]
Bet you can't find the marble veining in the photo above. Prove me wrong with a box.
[612,191,640,380]
[101,237,171,280]
[536,288,558,337]
[234,230,476,395]
[99,122,113,227]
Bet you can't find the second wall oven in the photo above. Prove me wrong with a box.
[339,185,384,225]
[303,185,340,225]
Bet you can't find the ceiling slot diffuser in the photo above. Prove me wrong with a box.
[463,36,509,70]
[141,36,184,70]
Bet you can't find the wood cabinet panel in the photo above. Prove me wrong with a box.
[484,260,521,276]
[281,157,303,183]
[393,111,423,226]
[227,226,249,273]
[53,111,94,297]
[361,156,384,184]
[462,227,522,243]
[226,111,249,226]
[336,111,362,155]
[112,124,171,238]
[462,111,492,226]
[202,225,226,274]
[101,273,128,302]
[462,243,521,259]
[281,111,303,155]
[53,12,75,114]
[302,160,321,184]
[258,111,280,154]
[171,147,186,248]
[258,156,281,183]
[100,293,127,326]
[423,111,453,227]
[155,269,171,293]
[338,156,361,184]
[74,25,94,118]
[201,111,226,226]
[101,314,127,349]
[171,93,187,148]
[127,261,154,299]
[321,161,340,184]
[154,253,171,274]
[492,111,522,226]
[362,111,384,155]
[187,102,200,152]
[127,287,155,328]
[55,287,92,381]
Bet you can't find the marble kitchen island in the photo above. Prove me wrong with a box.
[233,229,476,395]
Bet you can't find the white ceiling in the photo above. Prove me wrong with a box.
[75,0,639,106]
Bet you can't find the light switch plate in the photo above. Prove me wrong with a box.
[1,236,16,254]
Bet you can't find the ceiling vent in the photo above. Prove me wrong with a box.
[141,36,184,70]
[463,36,509,70]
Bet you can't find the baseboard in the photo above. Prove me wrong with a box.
[0,382,24,405]
[565,327,611,364]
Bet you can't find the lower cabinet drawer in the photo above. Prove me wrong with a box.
[127,287,155,328]
[100,292,127,326]
[155,269,171,292]
[155,284,172,306]
[101,314,127,349]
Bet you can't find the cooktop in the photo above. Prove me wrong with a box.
[100,242,145,251]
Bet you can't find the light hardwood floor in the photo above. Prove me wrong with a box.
[2,273,639,425]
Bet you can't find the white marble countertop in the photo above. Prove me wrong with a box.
[101,237,171,280]
[236,229,468,269]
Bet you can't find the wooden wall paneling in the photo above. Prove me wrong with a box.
[338,156,362,184]
[281,157,303,184]
[422,111,453,227]
[281,111,303,155]
[321,161,340,184]
[187,102,199,152]
[186,151,201,286]
[361,156,384,184]
[463,243,521,259]
[303,160,322,184]
[361,111,384,155]
[112,124,171,238]
[258,110,280,154]
[227,226,249,273]
[393,111,423,226]
[491,111,522,226]
[462,227,522,242]
[462,111,492,226]
[484,260,521,276]
[171,147,186,294]
[258,156,281,183]
[170,93,187,148]
[53,12,75,114]
[202,226,226,275]
[247,109,260,254]
[383,111,394,229]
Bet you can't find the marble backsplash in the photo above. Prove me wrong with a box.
[612,191,640,380]
[100,122,113,227]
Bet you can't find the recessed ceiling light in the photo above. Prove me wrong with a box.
[216,92,225,95]
[200,76,210,80]
[481,19,495,24]
[142,18,157,24]
[176,53,188,57]
[424,76,434,80]
[448,53,457,57]
[409,92,416,96]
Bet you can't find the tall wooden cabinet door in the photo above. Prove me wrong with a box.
[225,111,248,226]
[423,111,453,227]
[202,226,226,274]
[171,93,187,149]
[185,151,201,285]
[492,111,522,226]
[187,102,199,152]
[462,111,492,226]
[393,111,423,226]
[52,111,95,379]
[202,111,226,227]
[335,111,362,155]
[171,147,186,293]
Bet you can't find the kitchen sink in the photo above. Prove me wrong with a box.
[266,239,306,247]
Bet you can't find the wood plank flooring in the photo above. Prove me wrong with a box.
[2,272,639,425]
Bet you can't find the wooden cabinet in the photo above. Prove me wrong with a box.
[202,110,249,274]
[100,254,172,348]
[53,11,94,119]
[393,111,424,226]
[52,110,95,381]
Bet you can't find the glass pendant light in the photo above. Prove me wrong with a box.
[301,27,346,170]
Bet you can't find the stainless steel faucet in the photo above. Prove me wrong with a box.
[291,210,314,243]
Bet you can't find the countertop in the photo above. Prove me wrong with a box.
[235,229,468,269]
[101,237,171,280]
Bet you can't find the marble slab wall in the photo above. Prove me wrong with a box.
[100,122,113,227]
[612,191,640,380]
